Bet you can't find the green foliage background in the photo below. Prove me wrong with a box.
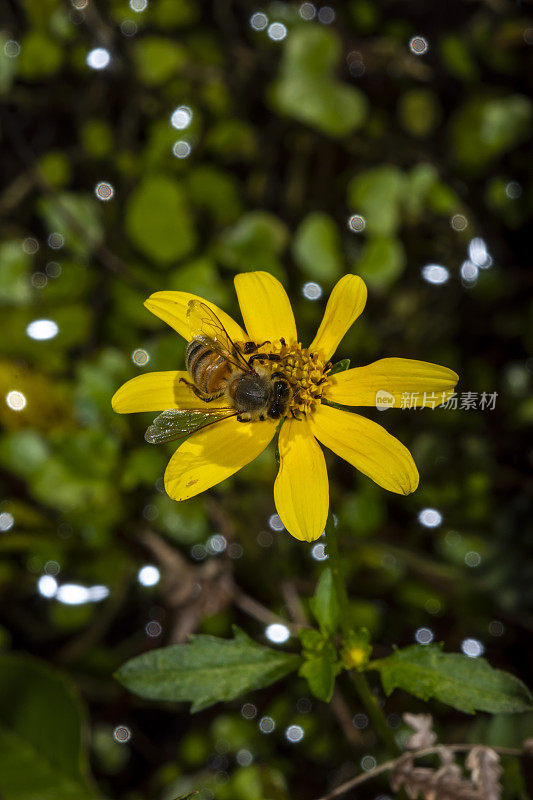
[0,0,532,797]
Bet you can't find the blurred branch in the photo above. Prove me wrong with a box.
[233,587,299,630]
[56,576,130,664]
[330,688,364,749]
[1,110,149,289]
[281,579,309,627]
[141,529,300,639]
[314,743,528,800]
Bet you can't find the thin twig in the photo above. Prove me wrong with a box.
[2,111,148,289]
[233,587,300,631]
[314,744,527,800]
[281,579,309,627]
[330,689,364,748]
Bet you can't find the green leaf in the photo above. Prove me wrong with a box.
[38,151,71,188]
[298,628,325,652]
[398,89,442,138]
[370,644,533,714]
[0,33,17,94]
[271,26,367,137]
[0,241,32,305]
[450,95,532,173]
[186,165,243,224]
[217,211,289,276]
[356,236,406,290]
[38,193,103,257]
[299,651,336,702]
[328,359,351,376]
[126,175,197,264]
[347,166,405,236]
[0,654,95,799]
[309,568,340,634]
[17,31,63,80]
[439,35,480,81]
[292,212,343,281]
[403,164,439,218]
[151,0,199,27]
[132,36,187,85]
[115,627,301,712]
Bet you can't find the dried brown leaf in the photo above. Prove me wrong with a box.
[466,746,502,800]
[403,713,437,750]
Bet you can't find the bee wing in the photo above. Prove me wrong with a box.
[145,408,236,444]
[187,300,250,370]
[172,793,199,800]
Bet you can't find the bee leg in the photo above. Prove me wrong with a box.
[179,376,200,394]
[247,354,266,366]
[242,341,258,354]
[265,353,281,362]
[244,340,272,356]
[236,413,251,423]
[179,377,214,403]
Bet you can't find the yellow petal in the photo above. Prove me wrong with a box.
[274,418,329,542]
[165,416,278,501]
[310,275,367,361]
[234,271,297,344]
[112,371,227,414]
[326,358,459,408]
[144,291,246,342]
[310,404,419,495]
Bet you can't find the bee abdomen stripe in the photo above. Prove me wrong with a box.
[201,358,230,393]
[188,348,212,377]
[185,340,206,369]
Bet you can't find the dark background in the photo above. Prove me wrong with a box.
[0,0,532,798]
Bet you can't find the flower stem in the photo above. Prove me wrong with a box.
[324,519,401,758]
[349,670,400,757]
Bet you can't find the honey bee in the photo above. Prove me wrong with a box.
[145,300,292,445]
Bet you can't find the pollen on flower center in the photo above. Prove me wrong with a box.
[245,340,331,417]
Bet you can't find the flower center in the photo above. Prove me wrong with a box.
[245,340,331,417]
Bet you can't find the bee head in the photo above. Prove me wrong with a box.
[267,379,291,419]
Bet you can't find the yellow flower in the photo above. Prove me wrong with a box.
[112,272,458,542]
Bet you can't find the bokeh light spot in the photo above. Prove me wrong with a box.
[95,181,114,201]
[250,12,268,30]
[285,724,304,743]
[26,319,59,340]
[348,214,365,232]
[299,3,316,20]
[113,725,131,743]
[421,264,449,285]
[173,140,191,158]
[138,565,160,586]
[302,282,322,300]
[132,348,150,366]
[268,22,287,41]
[415,627,434,644]
[0,512,15,532]
[6,391,27,411]
[318,6,335,24]
[86,48,111,70]
[409,36,429,55]
[461,638,484,658]
[259,716,275,733]
[418,508,442,528]
[265,623,290,643]
[268,513,284,531]
[171,106,193,130]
